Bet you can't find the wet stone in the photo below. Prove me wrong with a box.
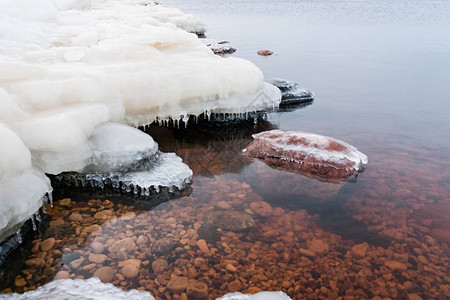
[187,281,208,299]
[93,266,114,283]
[121,264,140,279]
[152,258,169,273]
[54,271,70,280]
[40,238,56,252]
[203,211,255,232]
[197,225,221,244]
[167,276,189,294]
[152,238,177,255]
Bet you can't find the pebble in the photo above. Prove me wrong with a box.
[152,259,169,273]
[14,277,26,287]
[90,242,104,254]
[25,258,45,268]
[352,243,369,257]
[167,277,189,294]
[385,260,408,271]
[88,253,107,264]
[196,239,211,256]
[121,264,140,279]
[93,266,114,283]
[187,281,208,299]
[54,271,70,280]
[40,238,56,252]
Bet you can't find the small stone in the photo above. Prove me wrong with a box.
[118,259,141,268]
[180,293,188,300]
[108,237,136,254]
[385,260,407,271]
[59,198,71,207]
[83,224,102,234]
[152,238,176,255]
[228,280,242,291]
[299,248,316,258]
[93,266,114,283]
[152,259,169,273]
[69,257,85,270]
[25,258,45,268]
[40,238,56,252]
[121,264,140,279]
[216,201,231,210]
[49,219,64,226]
[15,277,26,287]
[249,201,273,217]
[120,212,136,221]
[187,281,208,299]
[69,213,82,222]
[203,211,255,232]
[308,239,329,254]
[167,277,189,294]
[352,243,369,257]
[136,235,149,246]
[54,271,70,280]
[90,242,104,254]
[226,264,237,273]
[88,253,107,264]
[196,239,211,256]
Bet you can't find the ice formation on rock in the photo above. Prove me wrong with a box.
[52,123,192,195]
[0,277,154,300]
[267,78,314,106]
[244,130,368,181]
[217,291,292,300]
[201,39,237,55]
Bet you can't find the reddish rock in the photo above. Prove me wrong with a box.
[352,243,369,257]
[257,49,273,56]
[93,266,114,283]
[187,281,209,299]
[244,130,368,181]
[167,276,189,294]
[40,238,55,252]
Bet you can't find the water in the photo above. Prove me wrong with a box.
[1,0,450,299]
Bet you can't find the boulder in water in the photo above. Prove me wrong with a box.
[243,130,368,181]
[267,78,314,106]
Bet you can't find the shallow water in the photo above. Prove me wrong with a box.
[1,0,450,299]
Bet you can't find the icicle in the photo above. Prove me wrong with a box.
[48,191,53,207]
[16,230,22,244]
[31,215,37,231]
[35,211,42,222]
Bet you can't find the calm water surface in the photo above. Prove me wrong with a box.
[1,1,449,299]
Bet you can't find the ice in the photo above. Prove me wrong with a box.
[266,78,314,106]
[217,291,292,300]
[0,168,52,242]
[0,277,154,300]
[53,123,192,194]
[0,123,31,179]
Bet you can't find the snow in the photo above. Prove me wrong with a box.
[250,130,368,171]
[212,291,292,300]
[0,277,154,300]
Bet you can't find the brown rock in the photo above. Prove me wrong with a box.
[203,211,255,232]
[25,258,45,268]
[228,280,242,291]
[83,224,102,234]
[257,49,273,56]
[54,270,70,280]
[118,259,141,268]
[187,281,208,299]
[249,201,272,217]
[167,276,189,294]
[49,219,64,226]
[69,257,85,270]
[136,235,149,246]
[352,243,369,257]
[152,238,177,255]
[88,253,107,264]
[308,239,329,254]
[299,248,316,258]
[108,238,136,254]
[226,264,237,273]
[197,239,211,256]
[59,198,71,207]
[40,238,56,252]
[385,260,407,271]
[15,277,26,287]
[121,264,140,279]
[152,258,169,273]
[120,212,136,221]
[93,266,114,283]
[216,201,232,210]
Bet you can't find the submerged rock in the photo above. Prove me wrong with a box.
[257,49,273,56]
[267,78,314,106]
[243,130,368,181]
[203,211,255,232]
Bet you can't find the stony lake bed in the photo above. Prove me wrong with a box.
[1,0,450,299]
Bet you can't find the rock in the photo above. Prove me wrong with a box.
[54,271,70,280]
[108,237,136,254]
[201,39,236,55]
[196,239,211,256]
[167,276,189,294]
[136,235,149,246]
[216,201,232,210]
[152,258,169,273]
[308,239,329,254]
[88,253,107,264]
[15,277,26,287]
[120,212,136,221]
[25,258,45,268]
[267,78,314,105]
[203,211,255,232]
[90,242,104,254]
[83,224,102,234]
[244,130,368,181]
[69,257,85,270]
[430,227,450,244]
[40,238,56,252]
[59,198,71,207]
[249,201,272,217]
[152,238,177,255]
[121,264,140,279]
[197,225,221,244]
[118,259,141,268]
[226,264,237,273]
[257,49,273,56]
[69,213,82,222]
[352,243,369,257]
[49,219,64,226]
[93,266,114,283]
[385,260,407,271]
[299,248,316,258]
[187,281,208,299]
[228,280,242,291]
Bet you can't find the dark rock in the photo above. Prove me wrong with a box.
[267,78,314,106]
[203,211,255,232]
[152,238,177,255]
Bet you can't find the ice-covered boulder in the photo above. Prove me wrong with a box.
[52,122,192,195]
[267,78,314,106]
[244,130,368,181]
[201,39,236,55]
[0,277,154,300]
